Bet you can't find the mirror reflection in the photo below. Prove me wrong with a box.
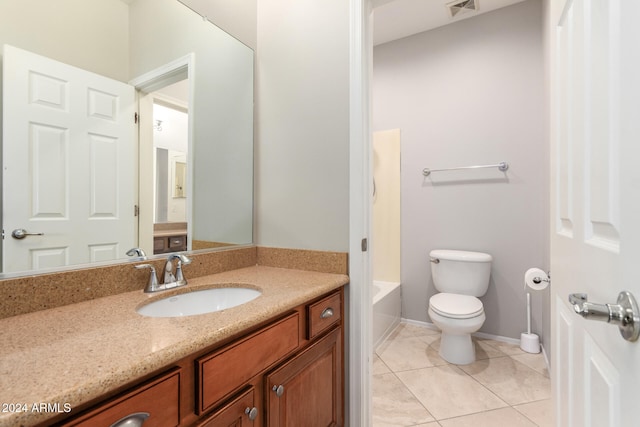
[0,0,254,276]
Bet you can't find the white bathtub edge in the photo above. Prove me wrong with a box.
[373,281,401,351]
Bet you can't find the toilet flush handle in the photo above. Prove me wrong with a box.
[430,257,440,264]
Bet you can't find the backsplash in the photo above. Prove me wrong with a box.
[0,246,348,319]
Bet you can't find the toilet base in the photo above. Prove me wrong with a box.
[439,332,476,365]
[428,307,485,365]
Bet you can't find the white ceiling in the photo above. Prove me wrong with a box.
[373,0,527,46]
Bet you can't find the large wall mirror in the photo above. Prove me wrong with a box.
[0,0,254,276]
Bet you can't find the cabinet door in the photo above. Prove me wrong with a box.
[197,388,258,427]
[266,328,342,427]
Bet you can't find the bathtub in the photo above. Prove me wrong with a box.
[373,281,401,350]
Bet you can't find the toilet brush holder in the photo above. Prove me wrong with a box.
[520,292,541,353]
[520,332,540,353]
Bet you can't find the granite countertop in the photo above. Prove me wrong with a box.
[0,265,349,426]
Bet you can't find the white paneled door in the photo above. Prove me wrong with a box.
[550,1,640,426]
[2,45,136,273]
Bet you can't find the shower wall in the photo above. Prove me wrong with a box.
[373,129,401,284]
[373,0,549,343]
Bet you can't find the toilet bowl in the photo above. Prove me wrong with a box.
[428,250,492,365]
[428,293,485,365]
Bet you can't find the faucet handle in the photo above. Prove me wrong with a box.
[167,253,191,265]
[135,264,159,293]
[163,253,192,285]
[175,255,191,284]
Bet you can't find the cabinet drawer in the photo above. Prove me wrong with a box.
[154,237,167,252]
[169,235,186,249]
[197,312,300,414]
[64,369,180,427]
[307,291,342,340]
[197,387,256,427]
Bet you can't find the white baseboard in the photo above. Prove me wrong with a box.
[541,344,550,371]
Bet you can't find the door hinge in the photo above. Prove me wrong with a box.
[134,112,139,124]
[361,238,368,252]
[134,205,139,217]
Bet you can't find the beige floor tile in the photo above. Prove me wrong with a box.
[429,337,506,361]
[511,353,550,378]
[394,322,441,338]
[460,356,551,405]
[373,372,435,426]
[438,407,537,427]
[377,333,445,372]
[514,399,554,427]
[373,353,392,375]
[374,326,552,427]
[396,365,508,420]
[479,338,527,355]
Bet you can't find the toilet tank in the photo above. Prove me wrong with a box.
[430,249,492,297]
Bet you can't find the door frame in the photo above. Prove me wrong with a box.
[129,54,195,255]
[349,0,374,426]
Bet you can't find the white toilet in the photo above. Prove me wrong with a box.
[428,249,492,365]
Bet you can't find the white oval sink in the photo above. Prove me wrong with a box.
[137,287,261,318]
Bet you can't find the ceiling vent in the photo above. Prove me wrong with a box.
[447,0,478,18]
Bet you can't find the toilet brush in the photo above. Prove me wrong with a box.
[520,292,540,353]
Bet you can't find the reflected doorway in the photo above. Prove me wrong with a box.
[146,80,190,255]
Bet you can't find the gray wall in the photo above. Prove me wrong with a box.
[254,0,351,252]
[373,0,550,340]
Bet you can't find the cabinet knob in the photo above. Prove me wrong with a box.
[245,406,258,421]
[110,412,150,427]
[320,307,334,319]
[272,384,285,397]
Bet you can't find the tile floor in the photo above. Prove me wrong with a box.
[373,322,553,427]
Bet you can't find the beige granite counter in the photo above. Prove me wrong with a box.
[0,265,349,426]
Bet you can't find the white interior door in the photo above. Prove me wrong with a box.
[550,1,640,425]
[2,44,137,273]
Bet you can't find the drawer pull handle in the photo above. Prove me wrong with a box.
[273,384,285,397]
[110,412,150,427]
[245,406,258,421]
[321,307,334,319]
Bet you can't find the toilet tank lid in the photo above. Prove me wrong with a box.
[430,249,492,262]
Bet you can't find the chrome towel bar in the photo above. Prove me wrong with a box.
[422,161,509,177]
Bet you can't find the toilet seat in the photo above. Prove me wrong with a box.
[429,293,483,319]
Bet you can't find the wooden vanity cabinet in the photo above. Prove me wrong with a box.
[54,288,343,427]
[195,288,343,427]
[263,290,343,427]
[265,327,342,427]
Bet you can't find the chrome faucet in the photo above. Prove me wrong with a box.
[126,247,147,259]
[134,253,192,293]
[163,253,192,286]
